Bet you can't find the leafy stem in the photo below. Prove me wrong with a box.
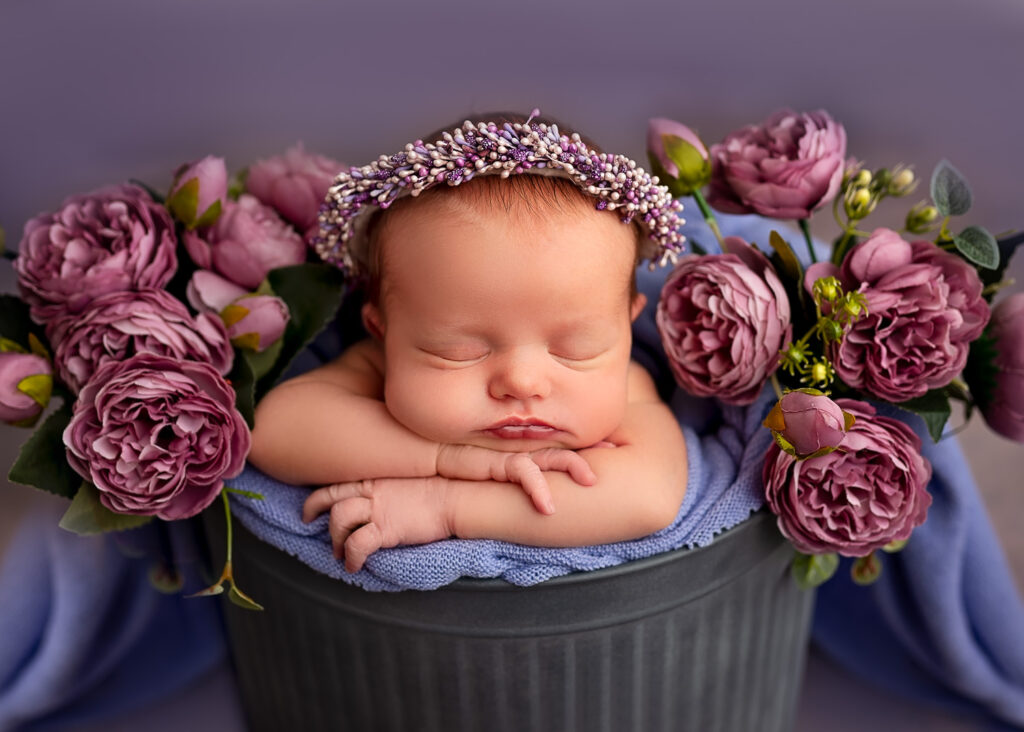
[799,218,817,264]
[188,490,264,611]
[692,189,724,247]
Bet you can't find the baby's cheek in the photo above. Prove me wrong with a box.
[384,369,467,443]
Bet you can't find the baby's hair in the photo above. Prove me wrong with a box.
[362,110,644,306]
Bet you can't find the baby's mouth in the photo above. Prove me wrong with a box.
[484,418,559,440]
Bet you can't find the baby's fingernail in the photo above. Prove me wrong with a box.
[544,500,555,514]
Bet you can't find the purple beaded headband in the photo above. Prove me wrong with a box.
[311,108,687,280]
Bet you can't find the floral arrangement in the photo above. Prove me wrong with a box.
[647,110,1024,586]
[0,145,348,609]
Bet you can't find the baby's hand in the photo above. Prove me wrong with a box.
[302,476,451,574]
[435,444,598,515]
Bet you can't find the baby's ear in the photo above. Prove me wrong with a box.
[629,293,648,323]
[361,302,385,340]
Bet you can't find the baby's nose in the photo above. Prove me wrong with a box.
[488,350,551,401]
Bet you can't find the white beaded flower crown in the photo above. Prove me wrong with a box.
[312,109,687,281]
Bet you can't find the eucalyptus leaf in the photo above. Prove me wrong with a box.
[8,400,80,498]
[892,390,951,443]
[978,231,1024,295]
[952,225,999,270]
[930,159,972,217]
[58,482,153,535]
[791,551,839,589]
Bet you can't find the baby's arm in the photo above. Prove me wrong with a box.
[305,363,688,572]
[248,339,595,512]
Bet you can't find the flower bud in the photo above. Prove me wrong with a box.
[0,352,52,425]
[905,202,940,234]
[845,187,875,219]
[821,319,845,342]
[852,170,872,187]
[762,388,853,458]
[221,295,290,353]
[646,118,711,196]
[812,276,842,304]
[168,156,229,230]
[888,168,916,196]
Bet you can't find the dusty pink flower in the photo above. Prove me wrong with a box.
[656,237,791,404]
[186,269,249,313]
[63,353,250,520]
[763,389,851,457]
[184,194,306,289]
[707,109,847,219]
[222,295,290,353]
[980,293,1024,442]
[48,289,233,394]
[168,156,229,228]
[827,229,989,402]
[762,399,932,556]
[15,184,178,322]
[0,352,52,424]
[246,143,344,231]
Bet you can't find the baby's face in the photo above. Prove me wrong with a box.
[364,194,644,451]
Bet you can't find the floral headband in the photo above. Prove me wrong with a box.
[311,109,687,281]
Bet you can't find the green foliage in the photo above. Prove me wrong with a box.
[851,552,882,585]
[0,295,48,352]
[166,177,200,227]
[964,331,999,410]
[58,483,153,535]
[227,350,256,429]
[8,400,80,498]
[979,231,1024,296]
[930,159,972,217]
[892,389,951,443]
[953,225,999,270]
[791,551,839,589]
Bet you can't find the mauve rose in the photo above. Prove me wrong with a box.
[168,155,228,229]
[15,184,178,322]
[763,389,850,457]
[222,295,290,353]
[0,352,52,424]
[184,194,306,289]
[63,353,250,520]
[186,269,248,313]
[825,228,989,402]
[763,399,932,556]
[246,143,344,231]
[48,289,233,394]
[707,109,847,219]
[656,237,791,404]
[980,293,1024,442]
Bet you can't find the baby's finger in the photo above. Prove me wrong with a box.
[344,523,384,574]
[531,449,597,486]
[303,482,361,523]
[329,497,373,559]
[505,454,555,514]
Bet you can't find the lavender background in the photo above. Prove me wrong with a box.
[1,0,1022,729]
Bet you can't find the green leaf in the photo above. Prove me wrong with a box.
[952,225,999,270]
[645,153,693,199]
[256,263,346,399]
[242,337,284,382]
[964,330,999,409]
[167,177,200,227]
[892,389,951,443]
[192,198,223,230]
[661,134,711,191]
[227,350,256,429]
[881,539,907,553]
[768,230,805,287]
[58,482,153,535]
[228,584,265,611]
[17,373,52,409]
[978,231,1024,296]
[8,400,80,498]
[851,552,883,585]
[791,551,839,589]
[930,159,972,217]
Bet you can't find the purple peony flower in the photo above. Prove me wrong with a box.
[184,194,306,290]
[245,143,344,231]
[707,109,847,219]
[168,155,229,229]
[762,399,932,556]
[763,389,851,458]
[826,228,990,402]
[980,293,1024,442]
[656,237,791,405]
[221,295,290,353]
[15,184,178,322]
[63,353,250,520]
[48,289,234,394]
[0,352,52,425]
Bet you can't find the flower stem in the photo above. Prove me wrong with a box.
[771,373,784,400]
[222,489,234,565]
[799,219,818,264]
[692,189,724,247]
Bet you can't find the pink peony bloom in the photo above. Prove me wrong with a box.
[15,184,178,322]
[830,229,989,402]
[246,143,344,231]
[184,194,306,290]
[63,353,250,520]
[707,109,847,220]
[762,399,932,556]
[0,352,52,424]
[48,289,233,394]
[980,293,1024,442]
[186,269,249,313]
[656,237,791,405]
[764,389,850,457]
[221,295,290,353]
[168,156,229,228]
